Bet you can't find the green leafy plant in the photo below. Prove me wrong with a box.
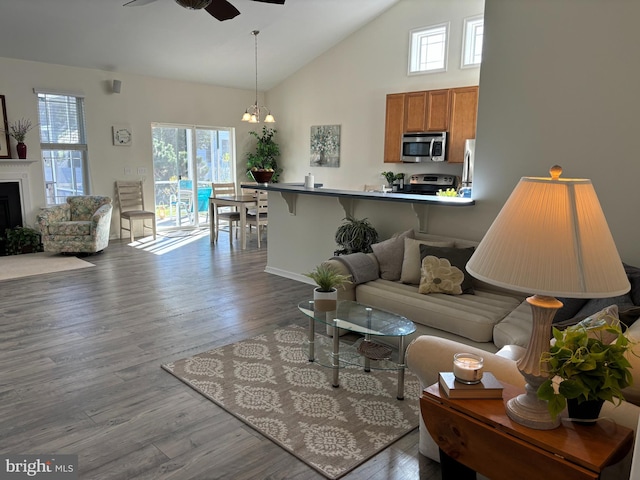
[246,126,282,181]
[2,226,43,255]
[381,171,403,187]
[537,317,635,418]
[334,215,379,256]
[304,264,352,292]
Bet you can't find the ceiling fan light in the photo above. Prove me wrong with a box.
[175,0,212,10]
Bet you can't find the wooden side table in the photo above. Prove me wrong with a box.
[420,382,633,480]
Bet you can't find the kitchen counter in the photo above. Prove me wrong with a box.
[242,182,474,209]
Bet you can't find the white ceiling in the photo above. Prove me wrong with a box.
[0,0,399,91]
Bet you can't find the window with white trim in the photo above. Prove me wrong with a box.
[462,15,484,68]
[408,23,449,75]
[37,92,89,206]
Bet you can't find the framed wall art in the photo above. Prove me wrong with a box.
[310,125,340,168]
[0,95,11,159]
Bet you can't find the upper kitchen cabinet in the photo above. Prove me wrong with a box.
[384,93,405,163]
[447,86,479,164]
[384,87,477,163]
[404,89,451,133]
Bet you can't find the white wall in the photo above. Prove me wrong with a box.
[269,0,483,190]
[0,56,262,234]
[264,0,640,278]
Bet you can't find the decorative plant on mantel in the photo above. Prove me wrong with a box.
[3,118,36,143]
[537,316,635,419]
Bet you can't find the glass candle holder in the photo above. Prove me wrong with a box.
[453,352,484,384]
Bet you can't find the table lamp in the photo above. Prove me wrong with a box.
[466,165,630,429]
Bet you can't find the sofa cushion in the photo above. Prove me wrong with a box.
[355,279,521,343]
[553,298,589,323]
[400,237,455,285]
[371,229,414,281]
[419,244,475,294]
[47,221,92,236]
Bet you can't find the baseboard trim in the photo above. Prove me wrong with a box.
[264,265,314,286]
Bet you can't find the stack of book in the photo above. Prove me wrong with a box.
[438,371,504,399]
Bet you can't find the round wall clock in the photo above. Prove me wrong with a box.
[112,125,132,146]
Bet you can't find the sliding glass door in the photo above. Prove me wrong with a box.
[152,123,234,230]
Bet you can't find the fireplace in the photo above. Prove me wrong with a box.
[0,181,23,231]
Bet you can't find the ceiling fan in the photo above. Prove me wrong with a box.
[123,0,285,22]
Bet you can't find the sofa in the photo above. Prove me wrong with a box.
[325,230,527,351]
[37,196,113,254]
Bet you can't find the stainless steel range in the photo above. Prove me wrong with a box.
[404,173,458,195]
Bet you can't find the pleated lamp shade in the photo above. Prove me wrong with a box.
[466,166,629,298]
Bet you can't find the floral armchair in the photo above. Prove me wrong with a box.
[36,196,113,254]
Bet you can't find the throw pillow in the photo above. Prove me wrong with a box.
[400,237,455,285]
[417,245,475,295]
[575,304,621,344]
[552,298,589,324]
[624,263,640,306]
[370,229,415,281]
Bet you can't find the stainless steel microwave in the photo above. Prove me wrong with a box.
[401,132,447,162]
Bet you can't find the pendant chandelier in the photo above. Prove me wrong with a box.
[241,30,275,124]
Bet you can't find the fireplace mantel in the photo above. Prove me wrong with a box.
[0,159,38,166]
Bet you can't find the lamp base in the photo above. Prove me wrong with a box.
[507,294,563,430]
[506,381,560,430]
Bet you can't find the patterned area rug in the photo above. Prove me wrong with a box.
[162,324,420,479]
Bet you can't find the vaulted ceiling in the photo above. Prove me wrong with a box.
[0,0,400,91]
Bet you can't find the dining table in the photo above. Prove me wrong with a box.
[209,194,257,249]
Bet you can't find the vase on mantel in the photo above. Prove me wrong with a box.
[16,142,27,159]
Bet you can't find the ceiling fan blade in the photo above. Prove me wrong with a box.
[252,0,285,4]
[123,0,159,6]
[204,0,240,21]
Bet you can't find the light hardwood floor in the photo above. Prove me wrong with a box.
[0,231,442,480]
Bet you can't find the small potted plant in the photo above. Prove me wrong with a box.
[537,315,635,423]
[334,215,379,256]
[305,263,351,312]
[246,126,281,183]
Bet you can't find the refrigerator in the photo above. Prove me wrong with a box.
[460,139,475,198]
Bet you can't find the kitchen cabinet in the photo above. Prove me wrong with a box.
[384,87,476,163]
[404,89,451,133]
[447,86,479,164]
[384,93,405,163]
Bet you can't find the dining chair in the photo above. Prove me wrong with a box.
[115,180,156,242]
[246,190,268,248]
[211,182,240,243]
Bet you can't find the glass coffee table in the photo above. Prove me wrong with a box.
[297,299,416,399]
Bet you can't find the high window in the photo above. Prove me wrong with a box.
[36,92,88,206]
[462,15,484,68]
[408,23,449,75]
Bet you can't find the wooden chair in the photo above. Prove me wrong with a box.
[211,182,240,243]
[115,180,156,242]
[246,190,268,248]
